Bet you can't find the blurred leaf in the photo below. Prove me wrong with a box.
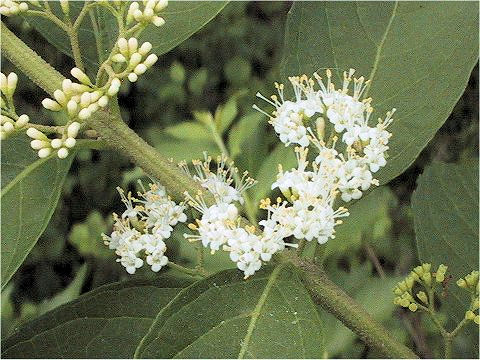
[281,1,478,185]
[224,56,251,85]
[323,261,402,357]
[215,96,238,134]
[188,68,208,96]
[2,277,186,358]
[170,61,186,84]
[1,135,74,290]
[164,121,211,141]
[228,112,265,159]
[136,264,325,358]
[253,144,296,205]
[325,186,396,257]
[68,211,112,259]
[412,161,479,323]
[37,264,88,316]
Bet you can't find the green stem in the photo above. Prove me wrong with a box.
[444,336,452,359]
[279,251,419,359]
[24,10,69,32]
[168,261,207,278]
[206,118,257,224]
[4,26,418,359]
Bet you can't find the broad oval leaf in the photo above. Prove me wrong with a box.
[2,277,186,358]
[281,1,478,184]
[1,135,74,289]
[412,161,479,323]
[135,264,325,359]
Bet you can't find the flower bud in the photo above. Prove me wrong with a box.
[108,85,120,97]
[38,148,52,158]
[128,73,138,83]
[71,83,92,94]
[128,37,138,54]
[457,278,467,288]
[42,98,62,111]
[60,0,69,14]
[111,78,121,88]
[71,67,93,86]
[67,100,78,116]
[117,37,129,56]
[421,272,432,286]
[27,127,47,140]
[134,64,147,75]
[30,139,49,150]
[408,303,418,312]
[465,310,475,320]
[155,0,168,12]
[422,263,431,273]
[19,2,28,11]
[0,73,7,94]
[88,103,99,114]
[129,52,142,68]
[405,276,414,289]
[90,91,102,103]
[54,90,67,106]
[112,54,127,63]
[3,121,14,133]
[400,298,410,308]
[133,8,143,21]
[152,16,165,27]
[413,265,424,277]
[475,315,480,325]
[78,108,91,120]
[98,95,109,108]
[57,147,69,159]
[15,114,29,128]
[67,122,81,138]
[143,54,158,67]
[416,291,428,304]
[143,7,154,19]
[80,92,92,107]
[62,79,73,94]
[50,138,63,149]
[465,271,479,287]
[473,298,479,310]
[64,137,76,148]
[138,42,152,56]
[7,72,18,95]
[393,287,403,296]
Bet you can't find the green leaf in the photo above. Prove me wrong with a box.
[252,144,296,205]
[412,161,479,323]
[324,186,396,257]
[215,96,238,134]
[135,264,325,358]
[164,122,211,141]
[25,1,117,72]
[281,1,478,185]
[2,278,186,358]
[228,112,265,159]
[1,135,74,289]
[140,1,229,57]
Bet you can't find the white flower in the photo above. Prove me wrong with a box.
[0,0,28,16]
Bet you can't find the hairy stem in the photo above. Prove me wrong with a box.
[280,251,419,359]
[4,26,418,359]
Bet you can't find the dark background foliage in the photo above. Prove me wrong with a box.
[1,2,478,358]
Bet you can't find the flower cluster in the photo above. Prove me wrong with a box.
[1,72,31,139]
[127,0,168,27]
[457,270,479,324]
[0,0,28,16]
[102,181,187,274]
[182,154,294,278]
[254,69,395,203]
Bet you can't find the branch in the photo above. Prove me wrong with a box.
[2,24,418,359]
[279,251,419,359]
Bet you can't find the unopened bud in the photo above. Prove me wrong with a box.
[64,137,76,148]
[465,310,475,320]
[152,16,165,27]
[59,0,69,14]
[128,37,138,54]
[15,114,29,128]
[134,64,147,76]
[54,90,67,106]
[98,95,109,108]
[30,139,49,150]
[78,108,91,120]
[155,0,168,12]
[112,54,127,63]
[67,100,78,116]
[138,42,152,56]
[143,54,158,67]
[38,148,52,158]
[67,122,81,138]
[457,278,467,288]
[117,37,129,55]
[422,272,432,286]
[417,291,428,304]
[129,52,142,68]
[26,127,47,140]
[7,73,18,95]
[3,122,14,133]
[57,147,69,159]
[128,73,138,83]
[50,138,63,149]
[71,67,92,86]
[42,98,62,111]
[408,303,418,312]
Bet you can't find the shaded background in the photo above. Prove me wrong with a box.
[2,2,478,358]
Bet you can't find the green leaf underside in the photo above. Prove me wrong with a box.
[2,278,187,358]
[136,264,324,359]
[412,161,479,323]
[3,266,324,359]
[1,135,74,289]
[281,1,478,185]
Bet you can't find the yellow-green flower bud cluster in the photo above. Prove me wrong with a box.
[26,122,80,159]
[112,38,158,83]
[0,0,28,16]
[456,270,479,293]
[127,0,167,27]
[42,68,110,122]
[393,263,442,312]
